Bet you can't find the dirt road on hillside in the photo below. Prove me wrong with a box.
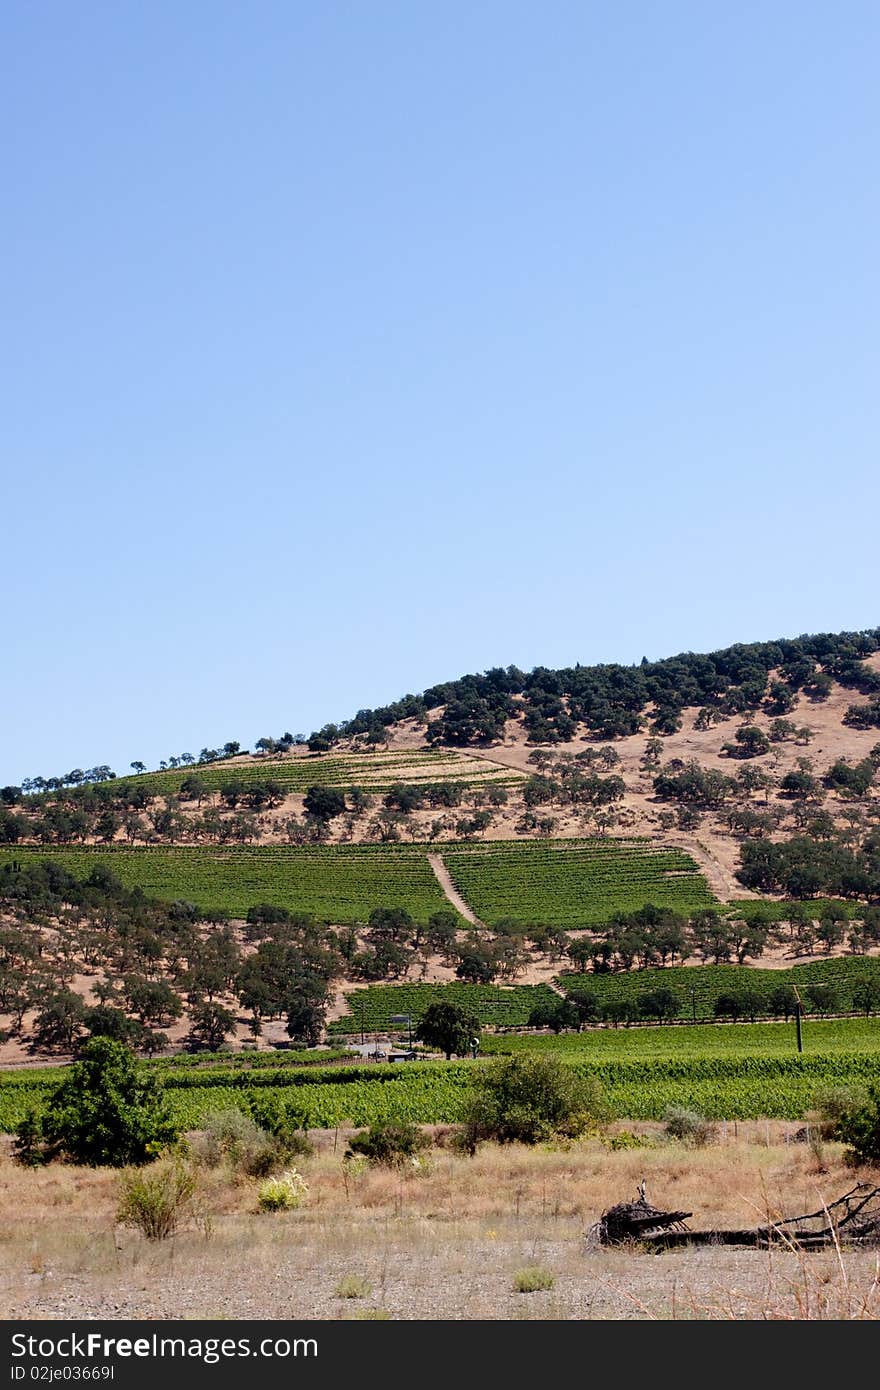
[428,853,483,926]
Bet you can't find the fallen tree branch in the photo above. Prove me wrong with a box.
[593,1183,880,1251]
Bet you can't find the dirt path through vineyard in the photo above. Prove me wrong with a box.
[428,853,483,926]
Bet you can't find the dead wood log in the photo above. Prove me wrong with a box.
[594,1183,880,1251]
[595,1197,692,1245]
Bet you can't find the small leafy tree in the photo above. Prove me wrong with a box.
[455,943,497,984]
[14,1037,179,1167]
[528,997,583,1033]
[32,990,86,1050]
[303,785,347,821]
[732,725,770,758]
[713,992,744,1021]
[768,985,798,1020]
[638,988,681,1022]
[188,1001,237,1050]
[415,1001,480,1059]
[804,983,839,1017]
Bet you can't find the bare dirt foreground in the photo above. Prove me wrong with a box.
[1,1130,878,1321]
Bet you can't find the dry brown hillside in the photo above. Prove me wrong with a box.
[6,657,880,904]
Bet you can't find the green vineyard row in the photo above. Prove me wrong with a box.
[481,1016,880,1056]
[328,982,560,1033]
[79,750,520,799]
[0,844,456,924]
[444,839,717,926]
[557,957,880,1018]
[2,1047,876,1130]
[0,838,718,926]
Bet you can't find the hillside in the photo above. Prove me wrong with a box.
[3,637,879,899]
[2,626,880,1065]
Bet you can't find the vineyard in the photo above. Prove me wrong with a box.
[88,749,521,799]
[2,1020,878,1128]
[557,956,880,1019]
[0,838,716,926]
[0,845,457,924]
[481,1016,880,1057]
[443,838,717,926]
[327,982,560,1034]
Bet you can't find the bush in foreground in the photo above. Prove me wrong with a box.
[513,1267,555,1293]
[335,1275,372,1299]
[345,1121,430,1169]
[807,1086,870,1141]
[193,1104,311,1177]
[663,1106,717,1148]
[117,1156,198,1240]
[460,1054,609,1150]
[14,1037,179,1167]
[835,1085,880,1167]
[257,1169,309,1211]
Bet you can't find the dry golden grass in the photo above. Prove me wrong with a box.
[1,1129,878,1320]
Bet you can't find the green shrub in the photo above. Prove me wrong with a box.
[15,1038,179,1167]
[195,1106,310,1177]
[808,1085,870,1141]
[461,1054,609,1149]
[513,1266,554,1293]
[117,1157,197,1240]
[246,1094,313,1159]
[835,1085,880,1167]
[12,1110,47,1167]
[345,1121,430,1168]
[606,1129,648,1151]
[257,1169,309,1212]
[194,1108,268,1168]
[662,1106,717,1148]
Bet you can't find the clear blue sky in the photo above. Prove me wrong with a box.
[2,2,878,784]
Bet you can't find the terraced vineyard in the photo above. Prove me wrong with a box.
[557,957,880,1019]
[328,982,560,1035]
[0,845,456,924]
[444,838,717,926]
[83,749,521,800]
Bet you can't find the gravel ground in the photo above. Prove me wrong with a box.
[3,1214,878,1321]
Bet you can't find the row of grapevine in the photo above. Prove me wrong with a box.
[557,957,880,1019]
[328,982,560,1033]
[481,1016,880,1057]
[444,839,717,926]
[0,844,457,924]
[2,1037,875,1130]
[92,749,520,799]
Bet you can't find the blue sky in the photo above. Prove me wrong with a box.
[2,2,878,784]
